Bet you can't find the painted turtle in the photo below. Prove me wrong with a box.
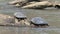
[30,17,49,27]
[14,12,27,19]
[14,12,27,24]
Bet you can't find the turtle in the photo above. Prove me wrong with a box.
[14,12,27,19]
[14,12,27,24]
[30,17,49,27]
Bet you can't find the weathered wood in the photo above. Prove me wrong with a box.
[0,14,30,27]
[21,1,53,9]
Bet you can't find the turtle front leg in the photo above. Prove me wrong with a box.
[23,19,30,26]
[15,18,20,24]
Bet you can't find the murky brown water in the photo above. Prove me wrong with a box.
[0,0,60,34]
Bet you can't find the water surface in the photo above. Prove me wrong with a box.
[0,0,60,34]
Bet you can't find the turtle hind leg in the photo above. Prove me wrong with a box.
[39,24,49,28]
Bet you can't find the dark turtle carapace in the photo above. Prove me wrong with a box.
[30,17,49,27]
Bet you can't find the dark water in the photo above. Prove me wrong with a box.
[0,0,60,34]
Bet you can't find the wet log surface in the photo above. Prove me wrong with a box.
[0,14,49,28]
[0,14,28,27]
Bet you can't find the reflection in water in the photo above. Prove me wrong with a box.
[0,26,60,34]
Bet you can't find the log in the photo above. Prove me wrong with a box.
[21,1,53,9]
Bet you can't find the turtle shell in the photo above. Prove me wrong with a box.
[14,12,27,18]
[31,17,48,24]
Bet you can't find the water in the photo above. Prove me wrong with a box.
[0,0,60,34]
